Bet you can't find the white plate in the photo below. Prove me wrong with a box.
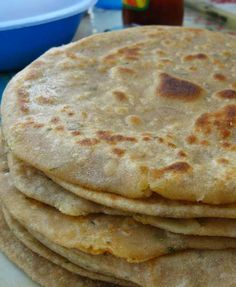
[0,252,39,287]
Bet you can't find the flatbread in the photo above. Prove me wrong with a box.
[134,215,236,237]
[2,189,236,287]
[2,26,236,204]
[0,207,117,287]
[20,216,236,287]
[3,207,132,286]
[51,175,236,218]
[2,173,236,264]
[8,153,236,219]
[8,153,126,217]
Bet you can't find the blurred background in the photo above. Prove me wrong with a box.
[0,0,236,97]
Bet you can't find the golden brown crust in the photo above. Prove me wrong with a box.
[2,26,236,203]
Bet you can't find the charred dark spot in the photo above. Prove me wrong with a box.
[112,148,126,157]
[157,73,204,102]
[195,105,236,139]
[178,150,187,157]
[216,89,236,100]
[195,114,212,134]
[142,136,152,141]
[113,91,128,102]
[156,137,164,143]
[213,73,226,81]
[184,53,208,61]
[151,162,192,179]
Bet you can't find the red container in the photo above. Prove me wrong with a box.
[122,0,184,26]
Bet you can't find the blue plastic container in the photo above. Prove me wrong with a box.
[0,0,96,71]
[96,0,122,10]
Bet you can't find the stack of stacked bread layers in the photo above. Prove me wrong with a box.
[0,26,236,287]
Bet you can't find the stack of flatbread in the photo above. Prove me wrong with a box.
[0,26,236,287]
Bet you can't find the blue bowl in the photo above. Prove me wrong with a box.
[0,0,96,71]
[96,0,122,9]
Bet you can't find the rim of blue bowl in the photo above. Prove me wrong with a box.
[0,0,97,31]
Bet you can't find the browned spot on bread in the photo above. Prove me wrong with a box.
[33,123,44,129]
[50,116,60,124]
[71,131,81,136]
[77,138,100,146]
[55,125,64,131]
[66,52,78,59]
[221,142,236,151]
[117,67,135,74]
[112,148,126,157]
[103,54,116,64]
[216,89,236,100]
[68,112,75,116]
[20,104,29,113]
[200,140,210,146]
[96,131,137,144]
[116,47,141,61]
[178,150,187,157]
[25,69,42,80]
[213,59,224,68]
[186,134,198,144]
[213,73,226,81]
[113,91,128,102]
[157,137,164,143]
[143,136,152,141]
[118,47,140,57]
[184,53,208,61]
[167,142,177,148]
[17,88,30,113]
[217,158,229,165]
[157,73,204,102]
[36,96,55,105]
[151,162,192,179]
[156,50,167,57]
[125,115,142,126]
[195,105,236,139]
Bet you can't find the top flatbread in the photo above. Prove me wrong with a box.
[2,26,236,204]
